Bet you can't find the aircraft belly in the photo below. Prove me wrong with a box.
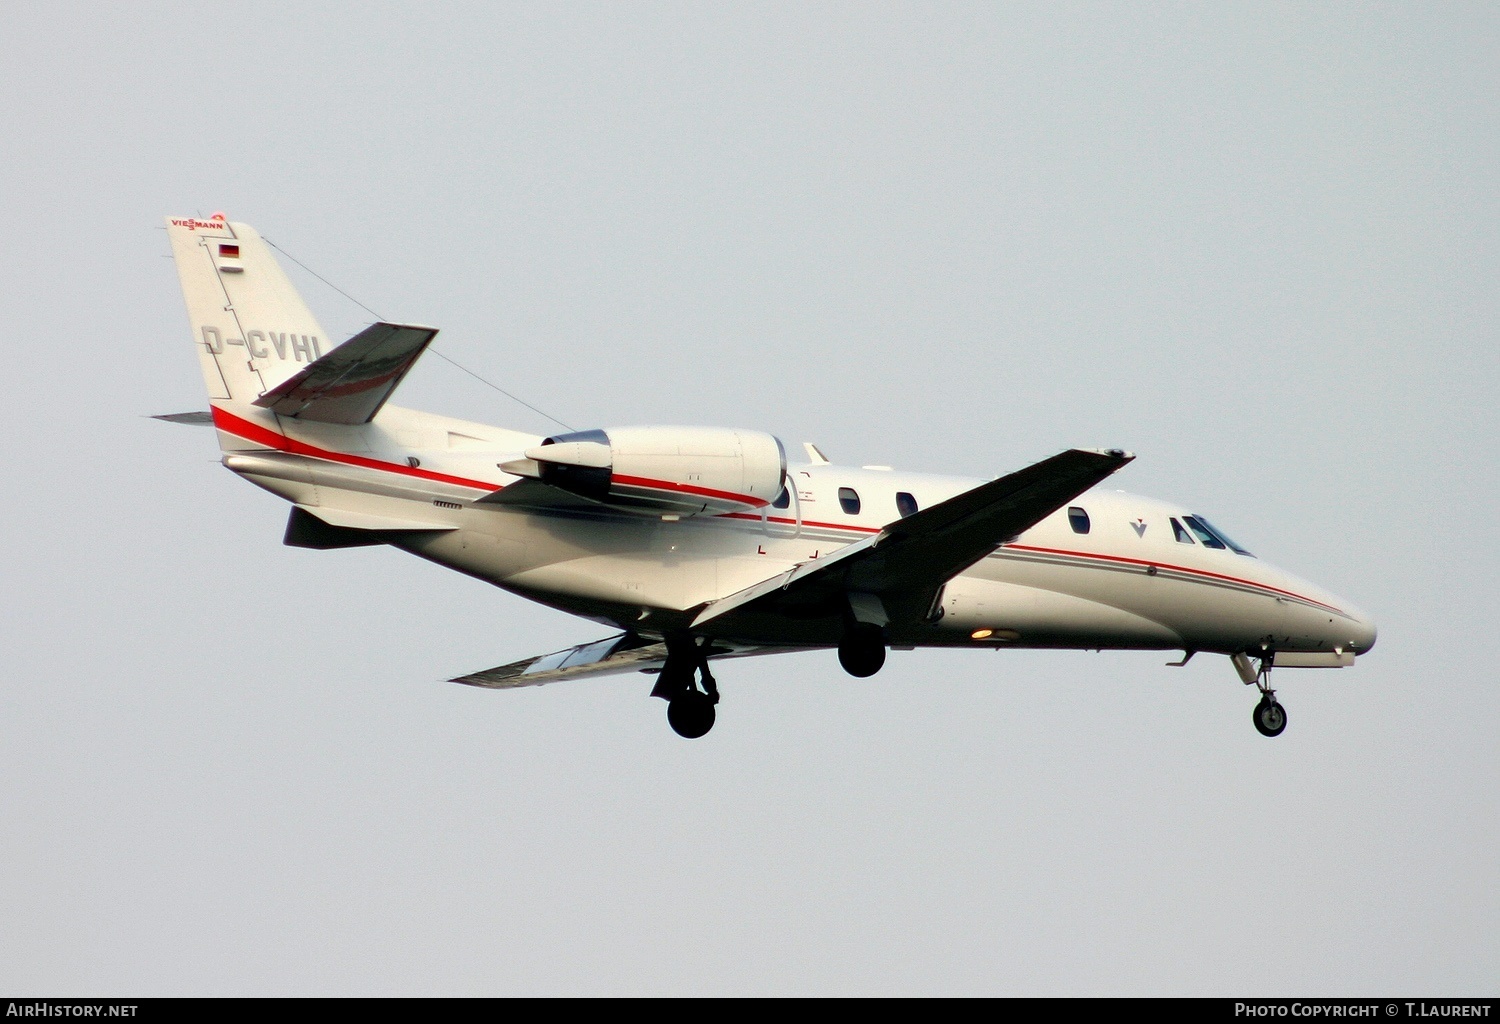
[929,576,1183,648]
[398,511,771,616]
[399,528,535,585]
[505,552,730,613]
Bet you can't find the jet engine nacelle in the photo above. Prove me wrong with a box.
[509,426,787,518]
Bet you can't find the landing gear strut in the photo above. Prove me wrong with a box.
[838,622,886,678]
[1236,651,1288,738]
[653,634,720,739]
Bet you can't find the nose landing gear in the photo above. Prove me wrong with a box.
[1253,694,1287,737]
[1233,651,1287,737]
[653,634,720,739]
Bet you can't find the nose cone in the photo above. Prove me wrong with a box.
[1346,606,1378,655]
[1318,587,1377,654]
[1273,563,1378,656]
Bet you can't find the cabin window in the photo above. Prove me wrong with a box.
[838,487,861,515]
[1181,515,1227,549]
[1190,515,1254,556]
[1171,517,1194,544]
[1068,506,1090,534]
[896,492,919,518]
[772,485,790,510]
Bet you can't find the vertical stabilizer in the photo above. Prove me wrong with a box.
[165,214,340,451]
[165,214,336,398]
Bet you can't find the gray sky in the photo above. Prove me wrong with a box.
[1,2,1495,995]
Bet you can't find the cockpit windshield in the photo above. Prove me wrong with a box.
[1184,515,1254,557]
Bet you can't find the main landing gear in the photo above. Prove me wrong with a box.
[838,622,886,678]
[652,635,720,739]
[1233,651,1287,737]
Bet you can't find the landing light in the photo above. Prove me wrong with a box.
[971,628,1020,641]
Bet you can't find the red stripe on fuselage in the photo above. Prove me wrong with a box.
[721,511,881,534]
[610,473,761,508]
[1003,543,1345,614]
[211,405,500,491]
[214,407,773,506]
[718,512,1342,614]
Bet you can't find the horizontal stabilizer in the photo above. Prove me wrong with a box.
[151,411,215,426]
[254,322,438,424]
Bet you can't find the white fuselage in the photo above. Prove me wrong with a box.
[217,403,1378,660]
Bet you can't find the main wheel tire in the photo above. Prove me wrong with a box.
[667,691,716,739]
[838,626,886,678]
[1253,697,1288,737]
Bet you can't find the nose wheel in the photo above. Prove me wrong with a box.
[1253,695,1287,737]
[1236,651,1288,738]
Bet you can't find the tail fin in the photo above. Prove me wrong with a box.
[164,214,333,407]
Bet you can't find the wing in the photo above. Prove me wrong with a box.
[693,447,1133,628]
[472,476,616,513]
[451,634,668,689]
[282,504,456,549]
[253,322,438,424]
[451,634,793,689]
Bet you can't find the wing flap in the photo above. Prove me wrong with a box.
[253,322,438,424]
[451,635,797,689]
[451,634,669,689]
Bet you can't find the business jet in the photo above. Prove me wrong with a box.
[159,214,1377,739]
